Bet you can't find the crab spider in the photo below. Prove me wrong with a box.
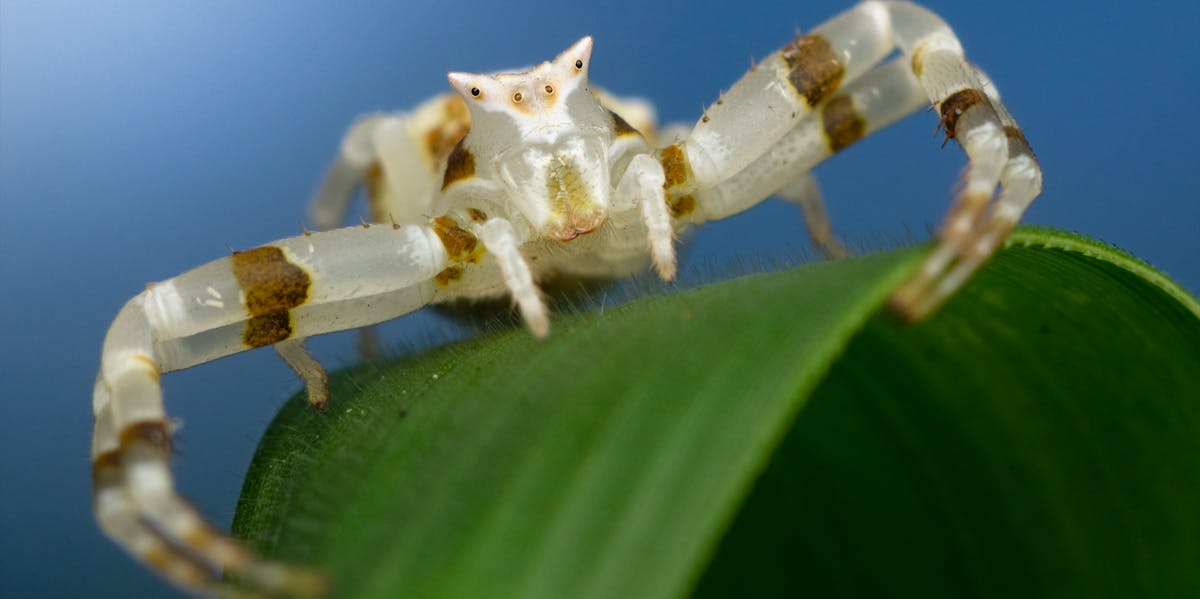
[92,2,1041,595]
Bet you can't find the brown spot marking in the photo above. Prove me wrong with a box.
[1004,125,1038,160]
[91,450,121,490]
[467,208,489,223]
[244,312,293,347]
[821,94,867,153]
[658,144,691,190]
[441,141,475,190]
[938,88,988,142]
[231,245,310,347]
[781,34,844,107]
[434,266,463,287]
[667,194,696,218]
[232,246,311,315]
[609,109,640,137]
[118,420,173,455]
[433,216,482,262]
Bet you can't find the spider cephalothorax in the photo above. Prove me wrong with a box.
[91,3,1041,595]
[445,37,617,242]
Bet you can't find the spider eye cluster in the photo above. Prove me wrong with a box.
[470,87,480,97]
[574,59,584,69]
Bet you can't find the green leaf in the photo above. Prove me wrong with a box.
[233,227,1200,598]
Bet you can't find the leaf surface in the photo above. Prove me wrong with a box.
[234,228,1200,598]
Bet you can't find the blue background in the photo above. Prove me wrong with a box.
[2,1,1197,596]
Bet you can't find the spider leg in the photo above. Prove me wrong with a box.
[309,96,473,358]
[308,113,396,229]
[614,154,674,280]
[871,1,1041,319]
[680,1,895,189]
[672,58,927,229]
[92,400,228,593]
[479,218,549,337]
[667,1,1040,319]
[93,224,449,594]
[309,94,470,229]
[775,172,850,260]
[900,69,1041,317]
[275,338,330,410]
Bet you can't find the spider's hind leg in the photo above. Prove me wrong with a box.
[880,1,1043,318]
[775,172,850,260]
[892,70,1041,317]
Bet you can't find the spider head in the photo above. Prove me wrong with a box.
[448,37,615,242]
[446,36,606,146]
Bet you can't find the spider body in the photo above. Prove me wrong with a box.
[91,2,1041,595]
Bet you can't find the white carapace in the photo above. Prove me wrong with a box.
[91,2,1041,596]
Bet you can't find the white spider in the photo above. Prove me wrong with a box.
[91,2,1041,595]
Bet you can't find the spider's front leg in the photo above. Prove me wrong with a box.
[478,217,550,337]
[662,1,1042,320]
[614,154,674,280]
[92,223,453,595]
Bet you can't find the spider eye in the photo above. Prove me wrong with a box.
[574,59,584,69]
[544,84,554,94]
[513,92,523,103]
[470,87,480,97]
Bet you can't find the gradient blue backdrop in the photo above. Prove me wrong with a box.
[3,1,1197,596]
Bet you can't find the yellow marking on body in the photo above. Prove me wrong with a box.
[129,354,161,383]
[910,42,929,78]
[231,245,312,348]
[441,141,476,190]
[434,266,463,287]
[433,216,483,262]
[426,96,470,163]
[781,34,844,107]
[821,94,867,153]
[543,157,603,240]
[667,194,696,218]
[658,144,691,190]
